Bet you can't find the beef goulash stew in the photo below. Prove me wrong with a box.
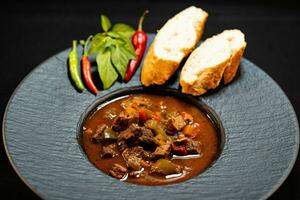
[81,94,220,185]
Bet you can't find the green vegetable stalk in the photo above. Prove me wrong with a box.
[68,40,85,91]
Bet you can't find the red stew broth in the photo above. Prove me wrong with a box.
[81,94,219,185]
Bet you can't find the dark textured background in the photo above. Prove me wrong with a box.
[0,0,299,199]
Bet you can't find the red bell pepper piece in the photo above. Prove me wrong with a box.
[172,143,188,156]
[139,109,148,123]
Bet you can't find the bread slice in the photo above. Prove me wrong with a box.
[180,29,246,96]
[221,30,247,84]
[141,6,208,86]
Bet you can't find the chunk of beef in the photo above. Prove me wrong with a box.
[91,124,107,143]
[172,137,202,155]
[101,144,117,158]
[109,164,127,179]
[118,124,142,145]
[165,119,177,135]
[171,137,189,155]
[153,143,172,158]
[165,112,178,135]
[92,125,117,144]
[122,147,143,170]
[112,112,139,132]
[172,115,186,130]
[165,114,186,135]
[138,128,157,149]
[186,140,202,154]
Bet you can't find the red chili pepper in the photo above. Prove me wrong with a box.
[81,36,98,94]
[124,10,149,82]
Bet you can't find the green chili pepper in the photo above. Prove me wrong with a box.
[69,40,84,91]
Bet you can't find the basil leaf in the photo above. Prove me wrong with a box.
[102,37,117,48]
[112,37,136,59]
[112,23,134,38]
[106,35,136,59]
[120,44,136,60]
[123,39,136,59]
[89,35,118,54]
[96,49,118,89]
[89,33,106,54]
[112,37,126,46]
[107,31,134,52]
[106,31,122,39]
[112,23,134,32]
[101,15,112,32]
[111,45,131,79]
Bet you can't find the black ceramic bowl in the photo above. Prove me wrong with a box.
[76,86,226,179]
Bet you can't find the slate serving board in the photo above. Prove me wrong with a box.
[2,34,299,200]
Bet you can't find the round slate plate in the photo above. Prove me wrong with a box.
[2,34,299,200]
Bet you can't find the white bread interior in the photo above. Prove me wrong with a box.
[154,6,208,61]
[180,29,246,96]
[141,6,208,86]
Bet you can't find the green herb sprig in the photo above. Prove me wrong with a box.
[89,15,136,89]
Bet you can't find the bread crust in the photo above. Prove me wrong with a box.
[141,11,208,86]
[141,45,179,86]
[180,58,230,96]
[223,46,246,84]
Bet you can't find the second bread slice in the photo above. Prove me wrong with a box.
[180,29,246,96]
